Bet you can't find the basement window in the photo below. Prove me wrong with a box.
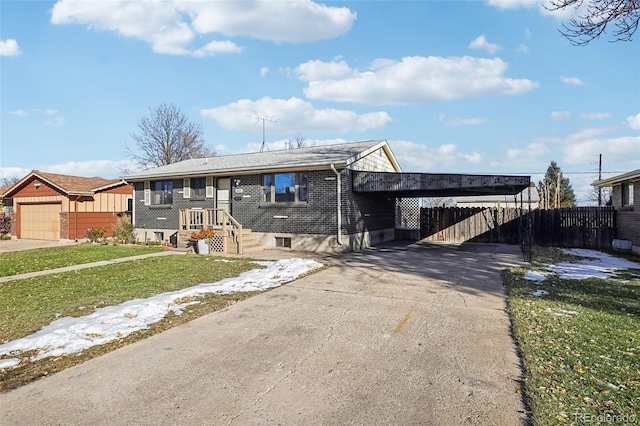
[274,236,292,249]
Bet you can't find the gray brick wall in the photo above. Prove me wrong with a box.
[132,168,396,237]
[232,171,339,235]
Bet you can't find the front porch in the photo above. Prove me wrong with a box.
[178,209,263,255]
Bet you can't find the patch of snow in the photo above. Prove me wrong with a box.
[545,307,579,317]
[0,258,323,366]
[532,290,549,297]
[524,270,547,282]
[546,249,640,280]
[0,358,21,369]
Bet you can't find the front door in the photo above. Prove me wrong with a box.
[216,178,230,223]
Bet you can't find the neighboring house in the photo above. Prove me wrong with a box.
[122,140,401,252]
[454,185,540,210]
[593,169,640,255]
[1,171,132,241]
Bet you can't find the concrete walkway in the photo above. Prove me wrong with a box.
[0,242,528,425]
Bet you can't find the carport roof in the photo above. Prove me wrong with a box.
[352,171,531,198]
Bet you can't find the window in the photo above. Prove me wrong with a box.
[274,236,292,248]
[622,183,634,206]
[152,181,173,205]
[262,172,308,203]
[191,178,206,199]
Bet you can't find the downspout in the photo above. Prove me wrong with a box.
[330,164,343,246]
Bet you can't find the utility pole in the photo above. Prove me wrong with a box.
[598,154,602,206]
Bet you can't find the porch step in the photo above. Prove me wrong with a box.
[240,229,264,254]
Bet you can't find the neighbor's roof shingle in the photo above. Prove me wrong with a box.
[122,140,396,180]
[3,171,126,197]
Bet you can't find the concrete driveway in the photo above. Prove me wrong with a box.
[0,242,528,425]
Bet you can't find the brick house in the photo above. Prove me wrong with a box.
[122,140,401,253]
[593,169,640,255]
[1,171,133,241]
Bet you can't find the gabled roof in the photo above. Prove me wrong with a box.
[592,169,640,187]
[2,171,127,198]
[122,140,400,181]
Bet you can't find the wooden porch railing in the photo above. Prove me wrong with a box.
[178,209,243,254]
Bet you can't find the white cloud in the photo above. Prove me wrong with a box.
[185,0,356,43]
[389,140,482,172]
[561,76,586,86]
[469,35,501,54]
[8,109,28,117]
[566,126,613,140]
[0,38,21,56]
[505,142,551,163]
[200,97,393,133]
[561,136,640,167]
[43,116,66,127]
[0,160,136,181]
[579,112,612,120]
[487,0,539,10]
[627,113,640,130]
[44,108,58,116]
[438,115,487,127]
[516,44,529,53]
[550,110,571,120]
[50,0,355,56]
[297,56,538,105]
[260,67,270,77]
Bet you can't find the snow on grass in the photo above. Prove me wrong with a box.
[523,248,640,282]
[548,248,640,280]
[0,258,323,368]
[523,248,640,299]
[524,270,548,282]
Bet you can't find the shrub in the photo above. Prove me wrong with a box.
[0,212,11,235]
[113,213,136,244]
[190,227,216,241]
[87,227,107,243]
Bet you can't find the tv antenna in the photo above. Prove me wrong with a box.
[254,112,278,152]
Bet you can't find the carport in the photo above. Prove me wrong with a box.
[352,171,531,198]
[352,171,533,248]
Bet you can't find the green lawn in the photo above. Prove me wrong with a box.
[504,247,640,425]
[0,245,274,391]
[0,244,164,277]
[0,253,261,342]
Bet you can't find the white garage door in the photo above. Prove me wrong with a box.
[20,203,61,240]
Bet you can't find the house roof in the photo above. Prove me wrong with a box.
[2,171,127,198]
[592,169,640,187]
[122,140,400,181]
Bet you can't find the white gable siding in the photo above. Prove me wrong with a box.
[350,147,397,172]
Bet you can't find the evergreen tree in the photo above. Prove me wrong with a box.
[537,161,577,208]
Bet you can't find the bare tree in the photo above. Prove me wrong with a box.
[286,132,314,149]
[126,103,214,169]
[420,197,454,208]
[1,177,20,187]
[546,0,640,45]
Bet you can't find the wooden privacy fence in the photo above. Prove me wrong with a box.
[420,207,523,244]
[528,207,615,249]
[420,206,616,250]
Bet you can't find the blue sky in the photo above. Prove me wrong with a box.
[1,0,638,204]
